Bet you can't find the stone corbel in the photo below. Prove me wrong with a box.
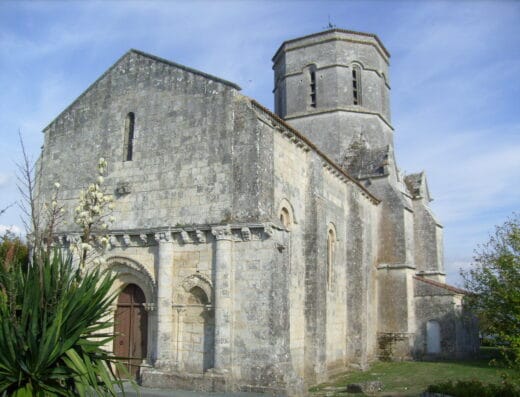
[211,225,233,241]
[109,235,118,247]
[140,233,148,244]
[180,230,192,244]
[196,229,206,243]
[241,227,251,241]
[263,223,273,238]
[155,231,172,243]
[123,234,131,246]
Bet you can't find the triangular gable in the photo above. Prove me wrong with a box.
[44,49,241,132]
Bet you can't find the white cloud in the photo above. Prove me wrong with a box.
[0,224,22,236]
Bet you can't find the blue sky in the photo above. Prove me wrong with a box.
[1,0,519,285]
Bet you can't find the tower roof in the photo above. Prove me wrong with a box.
[272,28,390,63]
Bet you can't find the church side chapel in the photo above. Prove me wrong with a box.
[37,29,479,394]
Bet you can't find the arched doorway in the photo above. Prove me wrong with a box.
[114,284,148,378]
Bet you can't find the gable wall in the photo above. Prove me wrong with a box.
[39,52,239,231]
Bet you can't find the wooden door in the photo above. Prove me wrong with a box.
[114,284,148,379]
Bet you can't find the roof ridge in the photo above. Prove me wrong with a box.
[129,49,241,90]
[413,275,468,295]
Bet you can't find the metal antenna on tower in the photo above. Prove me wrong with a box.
[324,15,336,29]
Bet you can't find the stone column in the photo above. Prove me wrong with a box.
[211,225,234,372]
[143,303,157,366]
[155,232,174,368]
[173,306,186,370]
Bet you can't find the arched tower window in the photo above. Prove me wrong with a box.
[327,225,336,288]
[123,112,135,161]
[352,66,362,106]
[280,207,292,229]
[278,199,295,230]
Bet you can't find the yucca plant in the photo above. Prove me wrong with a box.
[0,251,127,396]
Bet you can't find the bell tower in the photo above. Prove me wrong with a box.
[272,29,393,164]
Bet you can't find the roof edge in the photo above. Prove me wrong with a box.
[129,49,241,91]
[272,28,390,62]
[43,49,241,132]
[414,275,468,295]
[250,99,381,205]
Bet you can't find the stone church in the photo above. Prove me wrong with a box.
[37,29,478,394]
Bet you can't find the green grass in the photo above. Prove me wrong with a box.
[310,359,519,396]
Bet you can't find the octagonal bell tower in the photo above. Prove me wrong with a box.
[273,29,393,164]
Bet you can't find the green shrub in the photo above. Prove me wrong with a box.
[427,379,520,397]
[0,251,127,396]
[0,232,29,270]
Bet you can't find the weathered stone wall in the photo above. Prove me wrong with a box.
[39,50,241,231]
[287,112,393,165]
[271,123,309,383]
[274,29,393,162]
[411,198,445,278]
[368,178,413,265]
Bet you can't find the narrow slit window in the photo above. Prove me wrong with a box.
[310,70,317,108]
[123,112,135,161]
[327,227,336,288]
[352,67,361,106]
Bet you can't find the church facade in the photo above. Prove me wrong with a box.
[37,29,478,394]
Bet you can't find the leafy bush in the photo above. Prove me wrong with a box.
[462,213,520,368]
[0,232,29,270]
[0,251,126,396]
[427,379,520,397]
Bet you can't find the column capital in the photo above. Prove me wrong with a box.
[155,231,173,243]
[211,225,233,241]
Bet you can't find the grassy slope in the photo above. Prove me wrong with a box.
[310,360,519,396]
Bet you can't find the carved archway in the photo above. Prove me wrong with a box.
[277,198,297,229]
[181,273,213,304]
[179,273,214,373]
[105,256,156,305]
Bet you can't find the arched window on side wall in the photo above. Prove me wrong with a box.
[327,225,336,288]
[123,112,135,161]
[352,66,362,106]
[280,207,292,229]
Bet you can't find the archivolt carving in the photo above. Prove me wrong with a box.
[181,273,213,304]
[105,256,156,302]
